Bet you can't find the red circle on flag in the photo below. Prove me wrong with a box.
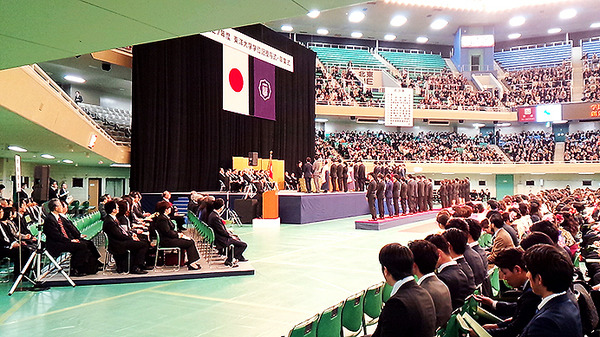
[229,68,244,92]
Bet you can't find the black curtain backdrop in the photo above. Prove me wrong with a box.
[131,25,315,192]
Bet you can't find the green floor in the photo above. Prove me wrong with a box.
[0,216,437,337]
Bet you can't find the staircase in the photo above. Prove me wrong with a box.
[554,142,565,163]
[571,47,584,101]
[489,144,511,162]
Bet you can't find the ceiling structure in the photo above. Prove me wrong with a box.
[0,0,362,70]
[265,0,600,45]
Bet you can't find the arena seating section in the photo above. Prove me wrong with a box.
[378,50,447,73]
[309,45,386,69]
[79,103,132,145]
[494,42,572,71]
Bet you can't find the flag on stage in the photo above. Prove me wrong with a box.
[268,151,273,179]
[223,45,249,115]
[254,58,276,121]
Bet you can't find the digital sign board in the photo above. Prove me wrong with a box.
[535,104,562,122]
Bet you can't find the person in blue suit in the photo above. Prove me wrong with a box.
[520,244,582,337]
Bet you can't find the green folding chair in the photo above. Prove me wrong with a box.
[489,267,500,297]
[341,291,365,337]
[363,282,384,334]
[381,282,392,303]
[478,233,493,248]
[288,314,319,337]
[316,301,343,337]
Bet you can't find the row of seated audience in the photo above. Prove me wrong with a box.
[565,130,600,162]
[322,131,505,162]
[499,131,555,163]
[502,63,572,106]
[583,53,600,102]
[372,186,600,336]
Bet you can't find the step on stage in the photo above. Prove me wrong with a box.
[41,260,255,287]
[355,209,441,230]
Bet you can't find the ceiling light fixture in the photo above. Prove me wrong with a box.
[281,25,293,32]
[508,33,521,39]
[63,75,85,83]
[430,19,448,30]
[416,36,429,43]
[384,34,396,41]
[473,123,486,128]
[315,118,329,123]
[348,11,365,23]
[351,31,363,38]
[110,163,131,168]
[509,16,526,27]
[559,9,577,20]
[317,28,329,35]
[390,15,407,27]
[8,145,27,152]
[40,154,55,159]
[547,27,562,34]
[307,10,320,19]
[591,22,600,29]
[62,159,74,164]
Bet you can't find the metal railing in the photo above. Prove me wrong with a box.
[30,64,127,146]
[499,40,573,52]
[376,47,442,56]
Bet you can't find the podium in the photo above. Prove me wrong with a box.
[253,190,280,228]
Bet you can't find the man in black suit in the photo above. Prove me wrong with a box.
[392,175,400,217]
[409,239,452,329]
[357,159,366,191]
[426,234,474,309]
[520,244,582,337]
[336,160,344,192]
[352,161,360,191]
[0,208,33,280]
[161,191,185,231]
[384,174,393,217]
[443,228,478,291]
[330,160,337,192]
[372,243,436,337]
[366,173,377,220]
[376,174,385,219]
[303,157,314,193]
[407,175,418,214]
[426,178,434,211]
[48,181,59,200]
[474,248,541,337]
[187,191,200,216]
[207,198,247,266]
[417,176,425,212]
[341,161,349,192]
[445,219,487,288]
[102,200,149,274]
[400,178,409,215]
[43,199,97,276]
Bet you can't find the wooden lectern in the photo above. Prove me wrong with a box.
[262,190,279,219]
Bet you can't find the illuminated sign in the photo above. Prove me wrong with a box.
[561,102,600,120]
[461,35,495,48]
[535,104,562,122]
[518,106,536,122]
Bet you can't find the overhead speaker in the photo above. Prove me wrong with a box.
[102,62,111,71]
[493,121,498,124]
[459,120,464,124]
[32,165,50,202]
[248,152,259,166]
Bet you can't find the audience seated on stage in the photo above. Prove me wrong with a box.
[502,63,572,106]
[499,131,555,163]
[154,200,202,270]
[43,199,100,276]
[103,200,150,274]
[565,130,600,162]
[206,198,247,267]
[372,243,436,337]
[0,207,33,280]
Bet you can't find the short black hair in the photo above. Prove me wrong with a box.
[488,199,499,210]
[48,198,61,212]
[425,234,450,255]
[530,220,559,244]
[487,211,504,229]
[520,231,555,250]
[494,248,526,271]
[436,210,451,228]
[409,240,439,275]
[379,243,414,281]
[105,200,118,214]
[465,218,482,240]
[524,244,573,293]
[445,218,469,234]
[213,198,225,210]
[0,184,4,189]
[443,228,467,255]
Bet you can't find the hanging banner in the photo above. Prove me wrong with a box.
[202,29,294,72]
[15,155,21,192]
[384,88,413,127]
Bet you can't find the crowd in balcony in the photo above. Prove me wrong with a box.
[499,131,555,163]
[322,131,505,163]
[582,53,600,102]
[564,130,600,162]
[502,63,572,106]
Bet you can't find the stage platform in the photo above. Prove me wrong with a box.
[355,209,440,230]
[41,260,255,287]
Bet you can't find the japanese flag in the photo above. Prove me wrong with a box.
[223,45,249,115]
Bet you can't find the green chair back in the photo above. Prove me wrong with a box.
[381,282,392,303]
[363,282,384,334]
[489,267,500,297]
[574,251,581,268]
[478,233,493,248]
[316,301,343,337]
[288,314,319,337]
[341,291,365,336]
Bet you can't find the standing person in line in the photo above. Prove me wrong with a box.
[385,174,394,217]
[392,175,401,217]
[366,173,377,221]
[303,157,313,193]
[312,157,323,193]
[58,183,69,203]
[330,160,338,192]
[376,174,386,219]
[49,181,59,200]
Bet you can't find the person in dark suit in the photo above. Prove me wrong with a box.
[341,161,348,192]
[417,176,425,212]
[384,174,393,217]
[160,191,185,231]
[376,174,385,219]
[218,168,229,191]
[103,201,149,274]
[409,239,452,329]
[474,248,541,337]
[366,173,377,220]
[58,183,69,203]
[303,157,314,193]
[357,159,366,191]
[427,178,434,211]
[153,201,201,270]
[520,244,582,337]
[330,161,337,192]
[372,243,436,337]
[400,178,409,215]
[352,161,360,191]
[187,191,200,216]
[443,228,477,291]
[445,219,487,288]
[439,181,447,208]
[48,181,59,200]
[207,198,247,266]
[407,175,418,214]
[43,199,97,276]
[426,234,474,309]
[0,208,33,280]
[336,160,344,192]
[392,175,400,217]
